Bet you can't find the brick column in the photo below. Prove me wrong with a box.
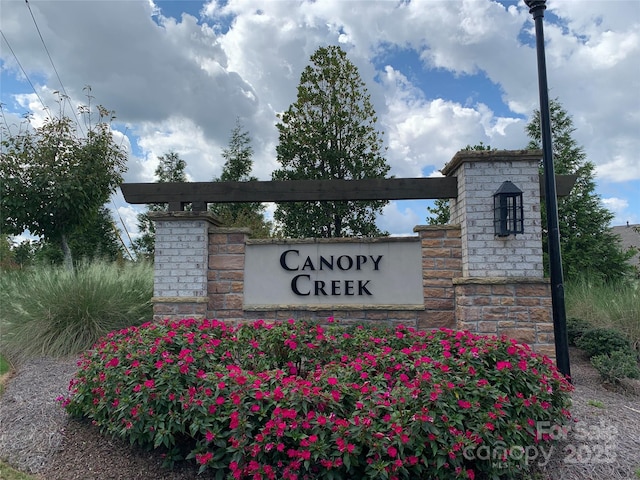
[413,225,462,330]
[148,211,221,321]
[443,150,544,278]
[442,150,554,357]
[207,227,250,322]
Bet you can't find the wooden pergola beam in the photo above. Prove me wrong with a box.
[120,175,576,211]
[121,177,458,204]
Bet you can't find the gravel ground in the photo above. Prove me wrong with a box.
[0,357,77,474]
[533,349,640,480]
[0,349,638,479]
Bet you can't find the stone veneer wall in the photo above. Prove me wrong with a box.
[414,225,462,330]
[151,219,554,356]
[203,225,461,330]
[207,228,250,321]
[440,150,555,358]
[454,278,555,358]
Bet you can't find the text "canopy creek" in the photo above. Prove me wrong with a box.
[279,249,383,297]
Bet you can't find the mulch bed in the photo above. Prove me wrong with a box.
[0,348,638,480]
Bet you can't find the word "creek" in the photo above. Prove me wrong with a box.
[278,249,383,297]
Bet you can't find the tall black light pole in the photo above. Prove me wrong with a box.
[525,0,570,379]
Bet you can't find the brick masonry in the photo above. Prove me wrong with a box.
[443,150,544,278]
[205,225,460,330]
[149,150,555,358]
[454,278,555,358]
[150,211,221,322]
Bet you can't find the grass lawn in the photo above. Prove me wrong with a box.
[0,461,37,480]
[0,353,12,395]
[0,355,10,374]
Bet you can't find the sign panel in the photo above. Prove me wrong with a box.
[244,239,423,308]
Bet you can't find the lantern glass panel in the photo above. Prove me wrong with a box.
[493,182,524,237]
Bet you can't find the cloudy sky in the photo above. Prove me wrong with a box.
[1,0,638,241]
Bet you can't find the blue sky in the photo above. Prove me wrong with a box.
[1,0,639,243]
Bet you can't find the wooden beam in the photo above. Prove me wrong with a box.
[120,174,577,209]
[121,177,459,204]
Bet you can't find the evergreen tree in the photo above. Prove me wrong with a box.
[132,151,187,259]
[526,98,634,281]
[209,119,272,237]
[272,45,390,238]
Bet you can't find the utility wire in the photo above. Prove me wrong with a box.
[0,29,50,115]
[111,199,136,260]
[112,125,138,258]
[24,0,84,135]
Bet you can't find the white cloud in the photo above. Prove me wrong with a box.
[379,66,527,176]
[8,233,38,245]
[133,117,224,182]
[2,0,258,144]
[114,205,143,241]
[602,196,629,213]
[602,197,638,226]
[2,0,638,237]
[378,201,423,236]
[595,147,640,183]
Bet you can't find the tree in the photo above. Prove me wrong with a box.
[0,234,16,270]
[272,45,390,238]
[30,206,124,265]
[526,98,634,281]
[12,240,34,267]
[425,199,451,226]
[209,119,272,237]
[59,207,123,261]
[1,93,127,268]
[132,151,187,259]
[425,143,493,225]
[151,150,188,183]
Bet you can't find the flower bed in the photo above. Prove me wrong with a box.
[60,318,573,479]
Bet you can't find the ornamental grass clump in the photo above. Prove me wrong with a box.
[61,319,573,480]
[0,260,153,363]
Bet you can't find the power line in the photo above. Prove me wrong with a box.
[111,199,136,261]
[24,0,84,135]
[0,29,50,114]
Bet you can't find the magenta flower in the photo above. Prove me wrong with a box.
[496,360,512,371]
[105,357,119,368]
[195,451,213,465]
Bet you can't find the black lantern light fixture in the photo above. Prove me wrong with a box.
[493,181,524,237]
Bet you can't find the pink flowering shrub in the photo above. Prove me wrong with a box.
[61,318,573,479]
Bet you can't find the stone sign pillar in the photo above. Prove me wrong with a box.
[148,211,222,321]
[442,150,555,358]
